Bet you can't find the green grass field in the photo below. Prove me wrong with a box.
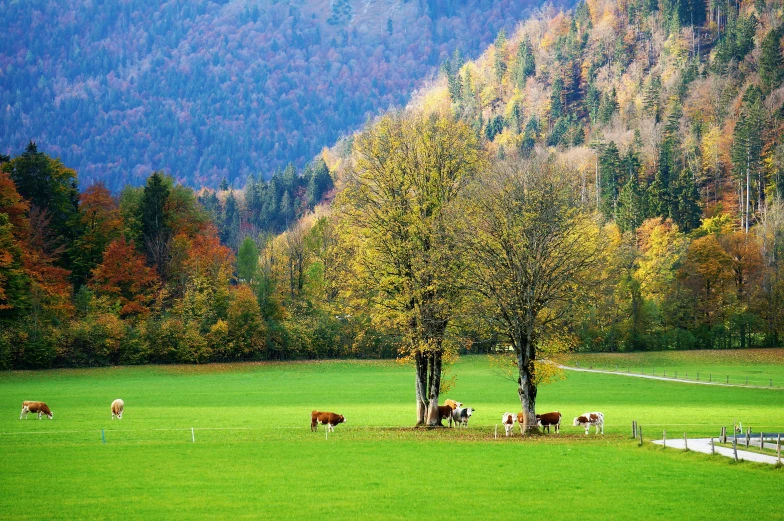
[1,352,782,520]
[566,348,784,387]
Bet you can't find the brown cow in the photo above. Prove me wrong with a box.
[311,410,346,432]
[437,405,454,426]
[20,401,53,420]
[536,411,562,434]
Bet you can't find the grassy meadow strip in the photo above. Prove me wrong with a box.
[565,348,784,387]
[0,353,782,519]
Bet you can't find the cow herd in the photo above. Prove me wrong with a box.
[18,399,125,420]
[501,410,605,436]
[308,400,605,436]
[19,397,602,436]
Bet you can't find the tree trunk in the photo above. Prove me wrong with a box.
[516,331,538,433]
[414,351,428,426]
[426,351,443,426]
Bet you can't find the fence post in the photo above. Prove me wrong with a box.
[639,426,643,446]
[494,424,498,439]
[726,375,729,384]
[632,421,636,438]
[684,432,688,450]
[746,428,750,448]
[760,431,764,450]
[732,435,739,461]
[709,373,712,382]
[191,427,195,443]
[101,429,106,444]
[711,437,715,454]
[721,426,727,444]
[697,372,699,381]
[663,430,666,448]
[777,434,781,464]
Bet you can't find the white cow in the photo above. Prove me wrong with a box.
[573,412,604,435]
[502,412,515,436]
[111,399,124,420]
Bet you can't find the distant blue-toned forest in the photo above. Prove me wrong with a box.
[0,0,555,189]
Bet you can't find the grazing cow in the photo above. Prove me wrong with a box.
[20,401,53,420]
[536,411,562,434]
[111,399,124,420]
[451,407,475,428]
[310,410,346,432]
[437,405,454,426]
[502,412,515,436]
[444,399,463,410]
[573,412,604,435]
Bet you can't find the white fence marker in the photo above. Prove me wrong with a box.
[191,427,195,443]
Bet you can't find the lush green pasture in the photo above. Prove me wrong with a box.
[0,354,782,520]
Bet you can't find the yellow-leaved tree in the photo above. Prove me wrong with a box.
[336,110,485,426]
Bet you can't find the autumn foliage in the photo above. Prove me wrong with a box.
[90,237,158,317]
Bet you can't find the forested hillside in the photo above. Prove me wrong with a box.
[369,0,784,353]
[0,0,557,190]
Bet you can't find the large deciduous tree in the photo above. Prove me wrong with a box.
[338,111,484,426]
[458,157,601,430]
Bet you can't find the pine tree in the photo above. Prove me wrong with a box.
[550,77,564,119]
[671,169,702,232]
[617,171,646,232]
[760,26,784,94]
[494,29,508,84]
[731,86,765,232]
[221,191,240,250]
[598,142,622,220]
[514,38,535,88]
[4,142,79,253]
[237,237,259,284]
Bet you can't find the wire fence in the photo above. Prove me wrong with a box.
[569,362,784,389]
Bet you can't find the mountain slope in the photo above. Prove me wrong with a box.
[0,0,565,190]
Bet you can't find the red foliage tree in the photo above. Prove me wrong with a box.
[90,237,159,317]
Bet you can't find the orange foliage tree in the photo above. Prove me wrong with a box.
[70,183,123,285]
[90,237,159,317]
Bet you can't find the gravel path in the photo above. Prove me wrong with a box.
[560,365,782,390]
[651,437,782,465]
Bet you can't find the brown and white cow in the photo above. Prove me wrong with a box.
[111,399,124,420]
[20,401,53,420]
[536,411,562,434]
[502,412,515,436]
[311,410,346,432]
[573,412,604,435]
